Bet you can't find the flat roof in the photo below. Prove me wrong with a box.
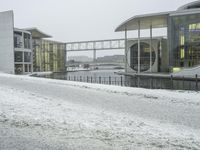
[115,11,171,32]
[24,27,52,39]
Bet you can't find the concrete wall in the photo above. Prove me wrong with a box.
[0,11,15,74]
[126,39,159,73]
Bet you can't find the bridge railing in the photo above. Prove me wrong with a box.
[65,39,125,51]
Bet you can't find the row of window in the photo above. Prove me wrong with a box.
[170,13,200,68]
[14,51,31,63]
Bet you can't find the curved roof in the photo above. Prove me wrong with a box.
[115,12,171,32]
[177,0,200,10]
[23,27,52,39]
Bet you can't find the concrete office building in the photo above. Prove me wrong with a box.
[0,11,32,74]
[115,1,200,75]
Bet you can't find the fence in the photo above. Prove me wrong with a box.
[40,73,200,91]
[124,75,200,91]
[51,75,126,86]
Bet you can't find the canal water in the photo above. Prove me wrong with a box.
[35,69,200,91]
[37,69,125,86]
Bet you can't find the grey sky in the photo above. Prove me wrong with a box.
[0,0,195,41]
[0,0,196,57]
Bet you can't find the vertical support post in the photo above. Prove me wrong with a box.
[93,42,96,70]
[66,44,68,71]
[22,32,25,74]
[93,42,96,62]
[171,75,173,90]
[22,52,25,73]
[93,49,96,62]
[196,74,198,91]
[80,76,82,82]
[138,20,141,74]
[125,27,128,72]
[109,76,111,85]
[121,76,123,86]
[99,76,101,84]
[182,76,185,90]
[93,42,96,69]
[30,36,33,73]
[150,77,152,89]
[150,24,152,73]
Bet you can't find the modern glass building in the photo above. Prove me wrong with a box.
[0,11,66,74]
[115,1,200,75]
[14,28,32,74]
[0,10,33,74]
[26,28,66,72]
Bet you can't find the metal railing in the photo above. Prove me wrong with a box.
[40,74,200,91]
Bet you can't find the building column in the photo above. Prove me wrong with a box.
[22,52,25,73]
[138,20,141,74]
[125,27,128,72]
[93,49,96,63]
[22,32,25,74]
[65,44,68,71]
[150,24,152,73]
[30,36,33,73]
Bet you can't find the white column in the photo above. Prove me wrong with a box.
[22,32,25,74]
[31,36,33,73]
[138,21,141,74]
[125,27,128,72]
[150,24,152,73]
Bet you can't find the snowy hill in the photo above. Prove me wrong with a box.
[0,73,199,149]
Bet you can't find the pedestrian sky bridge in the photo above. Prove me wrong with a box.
[66,39,125,52]
[65,39,125,63]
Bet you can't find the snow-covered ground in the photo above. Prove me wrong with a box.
[0,73,200,149]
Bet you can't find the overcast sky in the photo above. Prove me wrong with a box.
[0,0,197,57]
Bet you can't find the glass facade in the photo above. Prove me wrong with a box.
[14,31,23,48]
[129,42,156,72]
[24,33,31,49]
[14,51,23,62]
[170,13,200,68]
[14,30,32,74]
[33,39,66,72]
[24,52,31,62]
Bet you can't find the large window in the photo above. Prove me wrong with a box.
[14,51,23,62]
[24,33,31,49]
[14,31,23,48]
[170,14,200,68]
[129,42,156,72]
[24,52,31,62]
